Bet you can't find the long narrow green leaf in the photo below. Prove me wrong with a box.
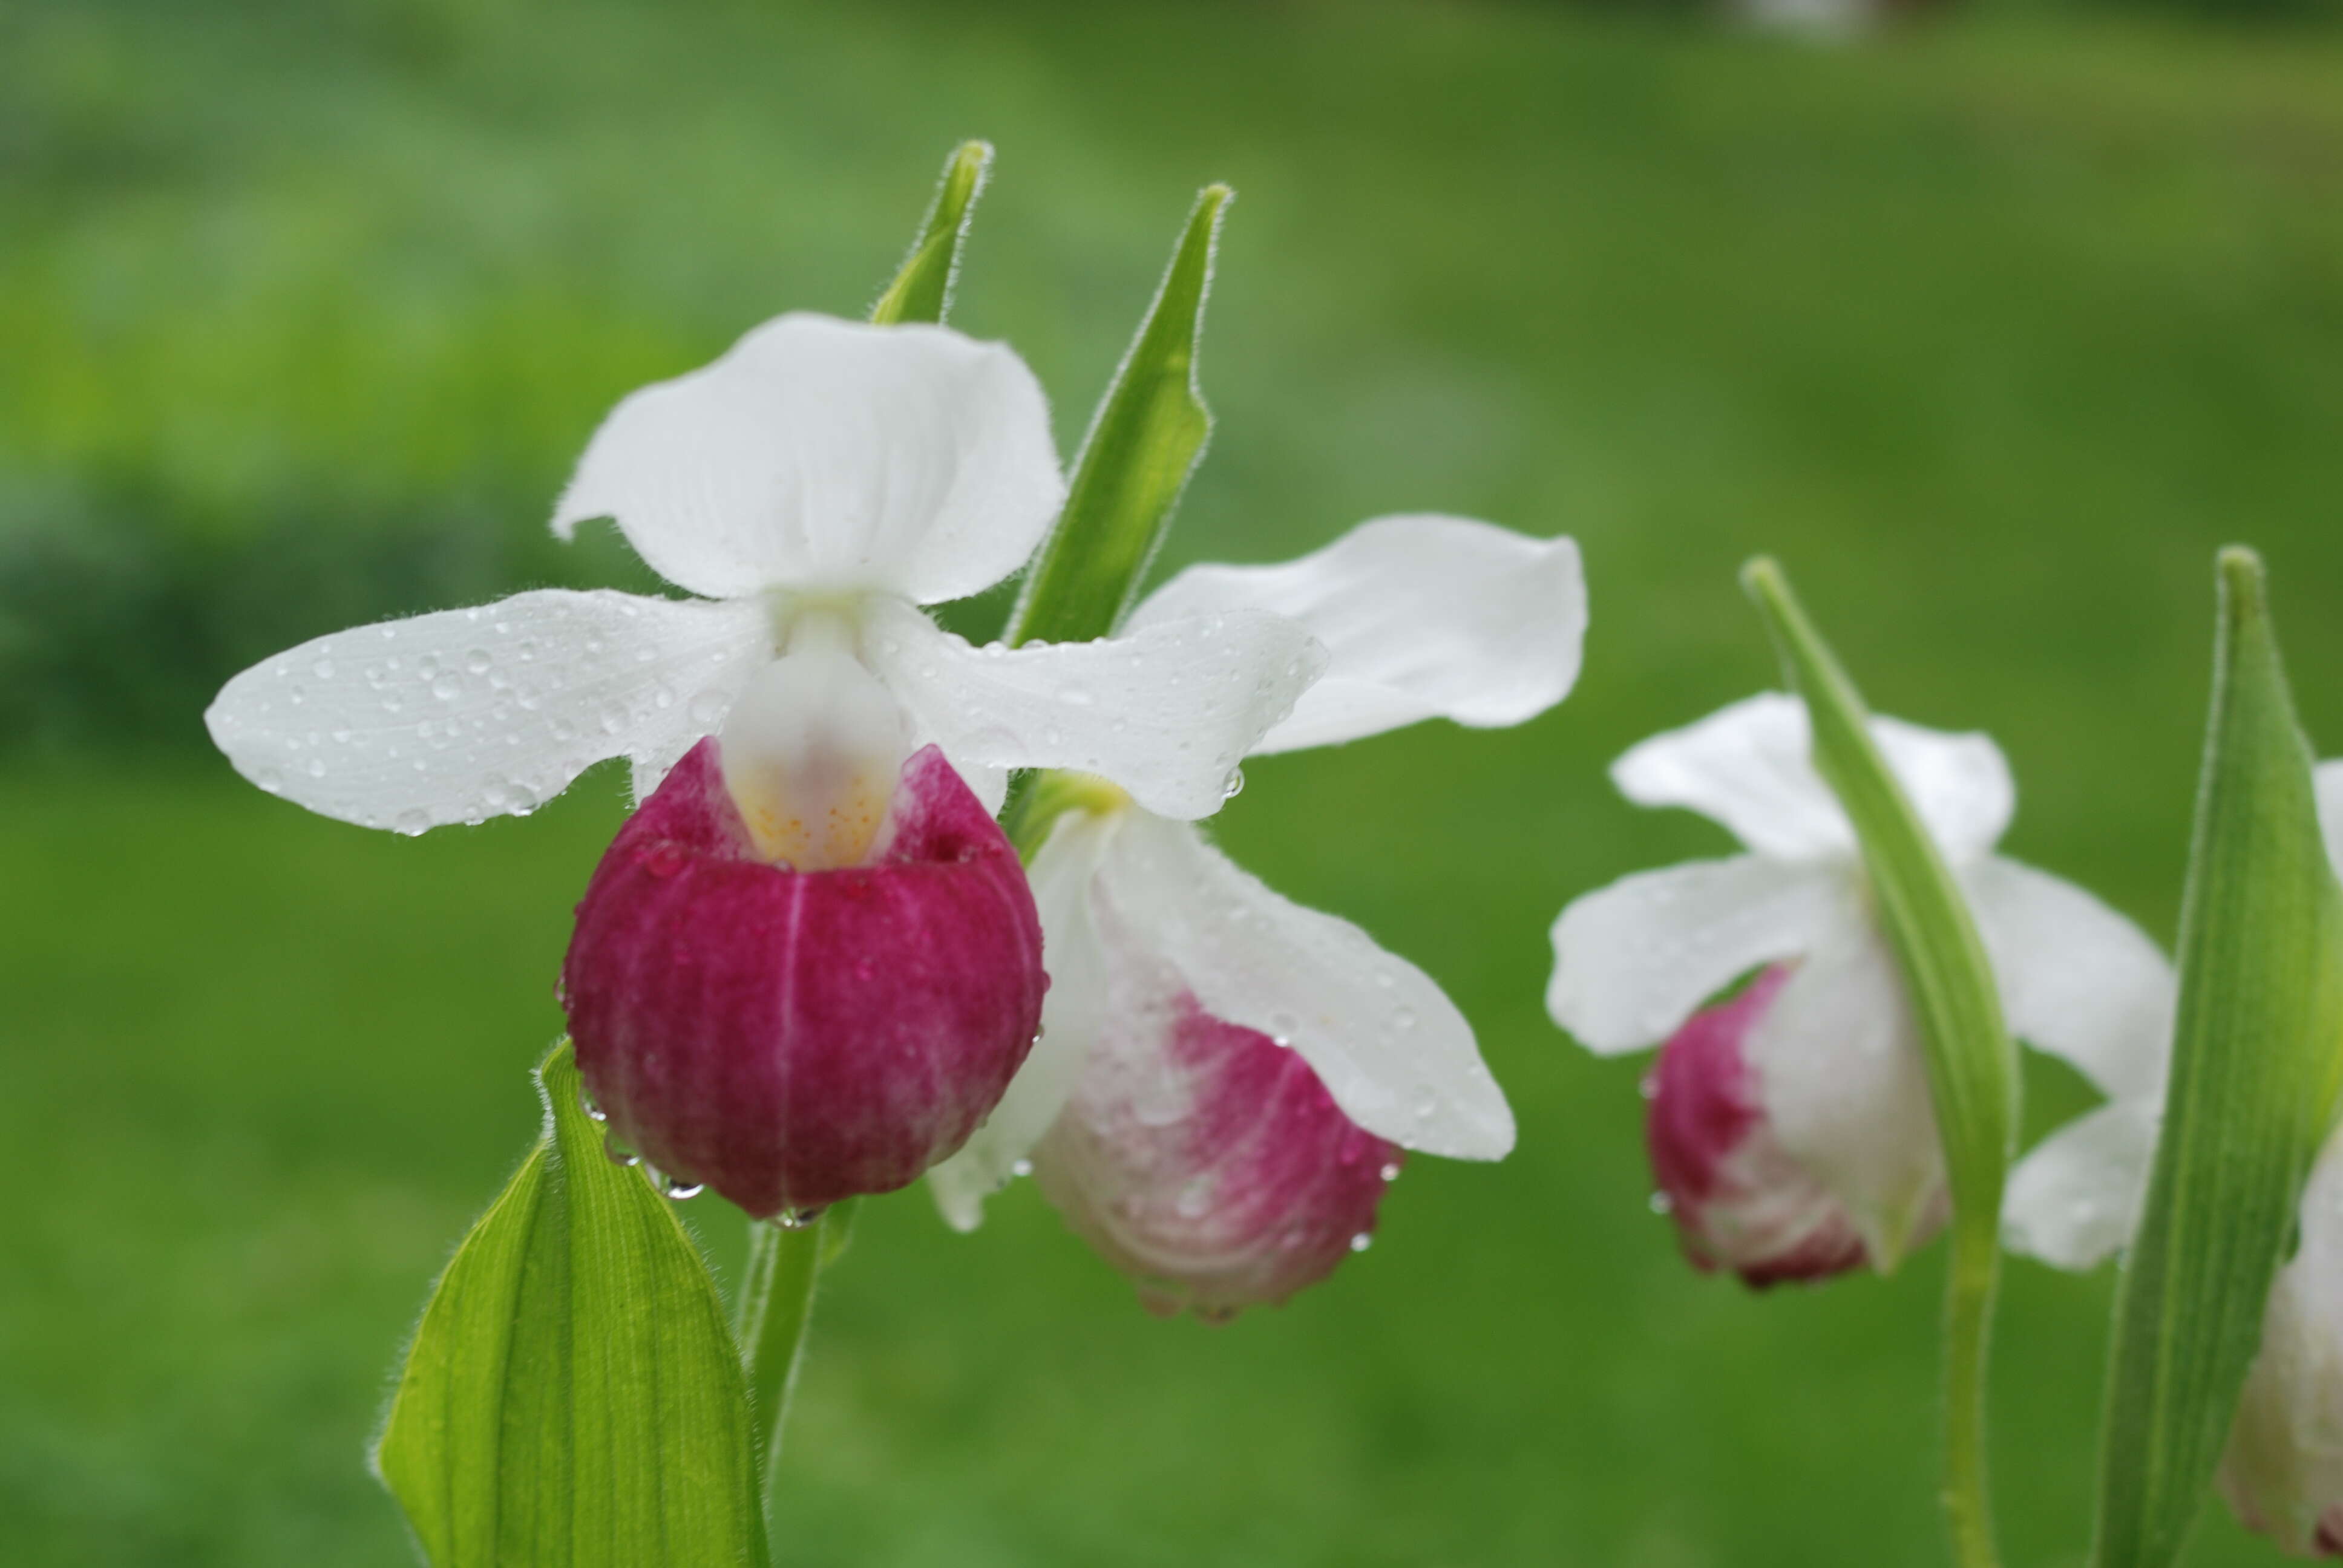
[1006,183,1230,648]
[2092,547,2343,1568]
[375,1042,766,1568]
[1742,558,2020,1568]
[868,140,991,328]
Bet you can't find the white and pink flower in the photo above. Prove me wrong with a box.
[931,515,1587,1316]
[1548,694,2174,1285]
[205,312,1325,1215]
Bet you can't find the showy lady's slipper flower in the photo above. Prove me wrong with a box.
[1548,694,2173,1285]
[2214,762,2343,1558]
[206,313,1325,1217]
[929,516,1587,1316]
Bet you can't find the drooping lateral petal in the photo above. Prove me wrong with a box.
[564,741,1045,1218]
[928,809,1122,1232]
[1126,515,1585,755]
[1747,916,1950,1269]
[1964,855,2175,1102]
[1093,811,1512,1159]
[552,314,1065,603]
[2004,1099,2161,1270]
[859,598,1326,822]
[1545,855,1849,1055]
[205,590,770,832]
[1614,694,2014,865]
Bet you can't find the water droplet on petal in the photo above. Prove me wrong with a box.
[603,1129,641,1167]
[1009,1158,1033,1178]
[1638,1073,1660,1101]
[312,658,335,679]
[1649,1191,1675,1215]
[662,1176,704,1201]
[1380,1162,1401,1183]
[393,809,430,836]
[305,757,326,778]
[577,1085,609,1122]
[466,648,492,675]
[255,768,285,794]
[1349,1232,1373,1253]
[1391,1005,1418,1033]
[1221,768,1245,800]
[688,689,728,726]
[431,674,463,701]
[776,1206,826,1230]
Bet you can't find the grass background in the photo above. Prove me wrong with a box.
[5,0,2343,1563]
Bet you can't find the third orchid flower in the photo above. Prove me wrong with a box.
[1547,693,2175,1285]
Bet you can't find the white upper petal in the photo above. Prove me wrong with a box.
[552,314,1065,603]
[1546,856,1849,1054]
[2317,760,2343,877]
[2004,1099,2160,1271]
[859,599,1326,822]
[1126,515,1585,756]
[1092,811,1513,1159]
[1965,856,2174,1102]
[1614,693,2014,866]
[205,590,772,832]
[928,809,1121,1232]
[1748,912,1947,1269]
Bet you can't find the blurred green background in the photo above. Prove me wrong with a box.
[6,1,2342,1564]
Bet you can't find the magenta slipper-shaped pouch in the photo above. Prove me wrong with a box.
[562,725,1045,1220]
[1032,975,1401,1321]
[1646,965,1878,1288]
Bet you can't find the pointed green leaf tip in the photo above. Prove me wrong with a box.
[1007,183,1232,648]
[2092,548,2343,1568]
[870,139,992,327]
[1740,557,2018,1568]
[374,1043,767,1568]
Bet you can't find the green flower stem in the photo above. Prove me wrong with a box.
[1742,558,2019,1568]
[737,1217,830,1484]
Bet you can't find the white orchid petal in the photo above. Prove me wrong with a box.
[1546,856,1848,1055]
[1965,856,2174,1102]
[860,599,1326,822]
[552,314,1065,603]
[1093,812,1513,1159]
[929,809,1121,1232]
[1612,694,1850,860]
[2004,1099,2160,1271]
[1615,694,2013,864]
[1127,515,1584,755]
[2318,760,2343,876]
[205,590,770,832]
[1748,917,1947,1269]
[1871,714,2016,864]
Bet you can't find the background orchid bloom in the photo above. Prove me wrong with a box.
[929,515,1587,1316]
[1548,694,2174,1285]
[2210,761,2343,1557]
[204,312,1324,837]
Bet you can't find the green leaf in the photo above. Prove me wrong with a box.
[2091,548,2343,1568]
[375,1042,767,1568]
[869,139,992,328]
[1742,557,2020,1568]
[1006,183,1231,648]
